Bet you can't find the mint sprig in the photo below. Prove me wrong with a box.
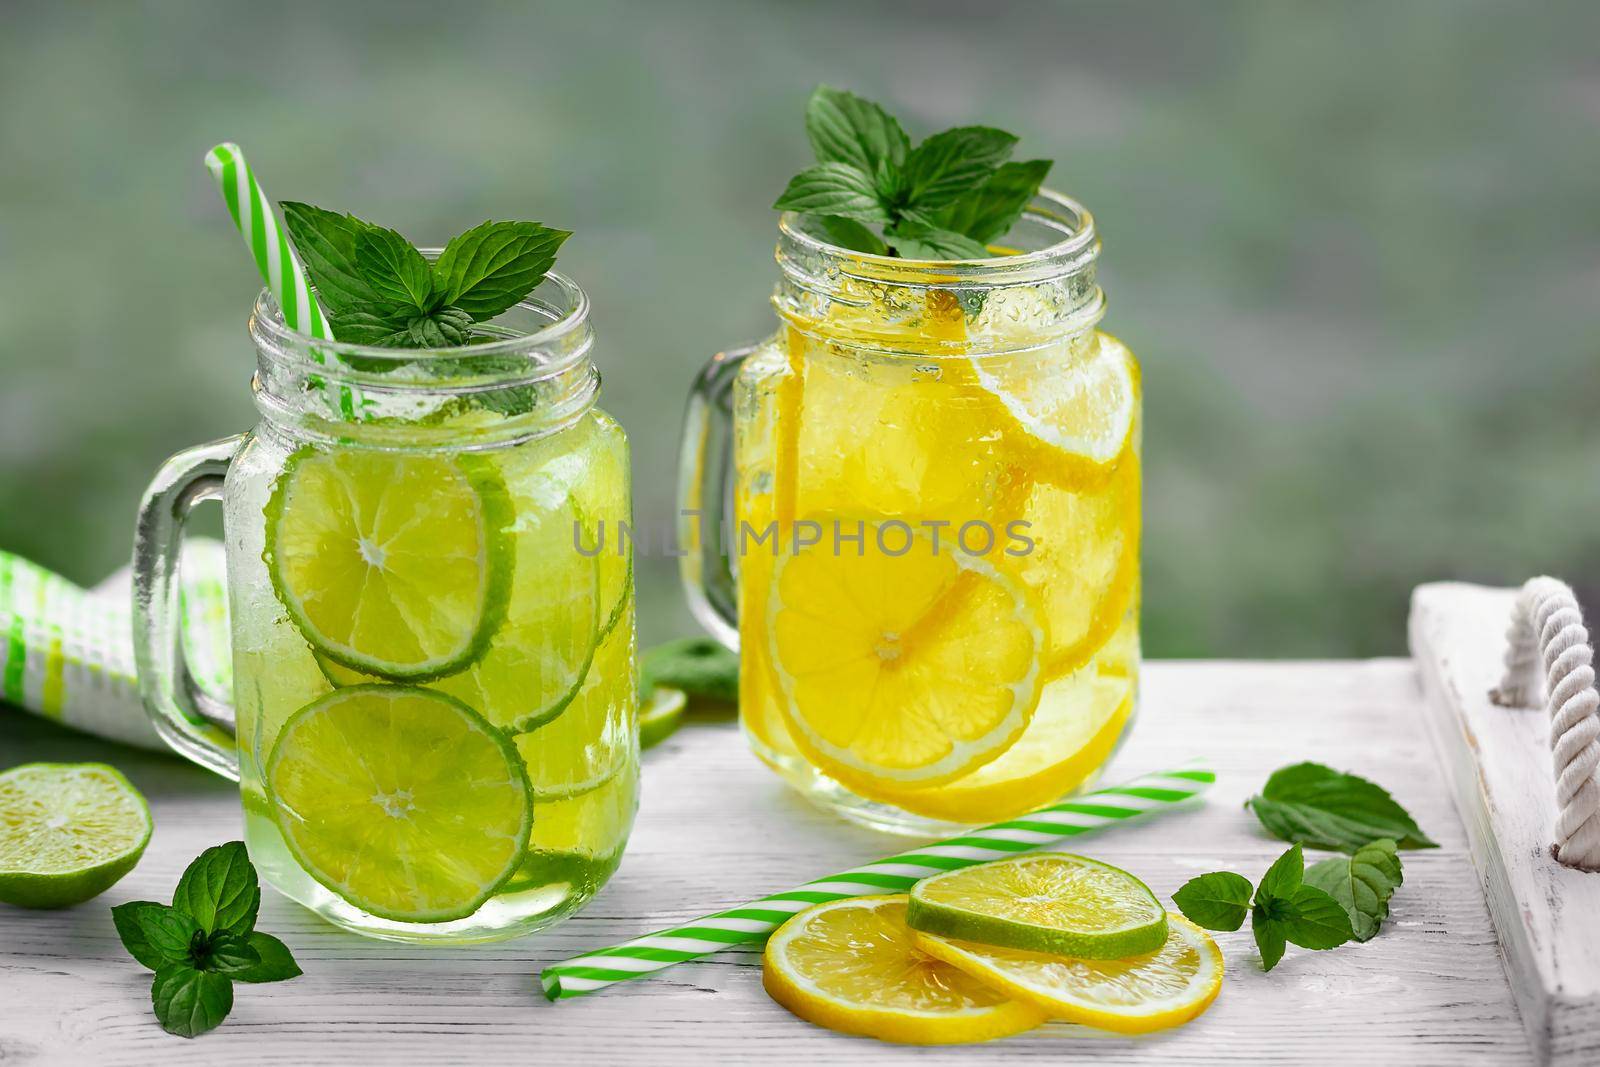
[1304,838,1404,942]
[282,202,569,351]
[1246,761,1437,853]
[774,85,1052,260]
[112,842,300,1038]
[1175,843,1353,973]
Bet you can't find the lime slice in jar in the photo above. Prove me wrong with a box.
[317,490,601,734]
[266,685,533,923]
[265,447,513,681]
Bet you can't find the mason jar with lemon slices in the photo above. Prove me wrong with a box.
[135,274,637,942]
[680,191,1139,833]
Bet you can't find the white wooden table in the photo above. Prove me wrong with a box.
[0,660,1529,1064]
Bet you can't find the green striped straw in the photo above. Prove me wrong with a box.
[202,142,355,418]
[541,763,1213,1000]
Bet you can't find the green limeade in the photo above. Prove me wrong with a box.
[227,407,636,943]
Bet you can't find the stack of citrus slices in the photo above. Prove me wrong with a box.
[256,409,635,924]
[762,853,1222,1044]
[750,313,1143,823]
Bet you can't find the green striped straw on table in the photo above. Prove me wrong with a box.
[541,764,1214,1000]
[202,142,356,418]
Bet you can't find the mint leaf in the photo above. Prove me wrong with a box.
[1172,871,1253,931]
[432,220,570,321]
[354,225,435,314]
[900,126,1017,210]
[805,85,910,178]
[281,202,392,317]
[196,934,259,975]
[1304,838,1404,942]
[884,222,991,261]
[151,964,233,1038]
[774,162,891,222]
[113,902,195,970]
[1247,762,1436,853]
[933,159,1052,244]
[816,215,889,256]
[173,841,259,938]
[112,908,184,972]
[641,638,739,703]
[228,932,302,984]
[1249,843,1352,970]
[1252,917,1287,972]
[1278,884,1355,949]
[404,307,476,348]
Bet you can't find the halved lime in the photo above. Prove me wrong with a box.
[906,853,1167,960]
[317,491,600,734]
[515,597,637,800]
[265,448,513,681]
[638,685,688,749]
[0,763,152,909]
[266,686,532,923]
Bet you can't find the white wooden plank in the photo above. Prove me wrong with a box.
[0,660,1528,1064]
[1411,582,1600,1066]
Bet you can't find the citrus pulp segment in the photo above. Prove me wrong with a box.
[906,853,1167,959]
[763,895,1046,1045]
[0,763,152,909]
[976,333,1139,476]
[266,685,532,923]
[265,447,513,680]
[875,670,1134,822]
[912,914,1223,1034]
[767,520,1046,795]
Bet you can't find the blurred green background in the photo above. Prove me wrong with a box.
[1,0,1596,657]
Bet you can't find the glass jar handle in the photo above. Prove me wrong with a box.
[676,345,754,651]
[132,435,244,781]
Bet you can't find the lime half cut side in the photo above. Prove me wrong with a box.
[266,685,533,923]
[0,763,152,909]
[906,853,1167,960]
[266,447,513,681]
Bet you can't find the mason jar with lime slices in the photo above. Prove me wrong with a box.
[681,190,1139,833]
[134,273,636,942]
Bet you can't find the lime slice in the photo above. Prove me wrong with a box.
[317,491,600,734]
[266,685,532,923]
[762,894,1045,1045]
[497,409,632,639]
[906,853,1167,959]
[515,599,637,800]
[0,763,152,909]
[913,914,1223,1034]
[638,686,688,749]
[266,447,513,681]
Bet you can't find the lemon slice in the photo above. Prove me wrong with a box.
[266,685,532,923]
[266,448,512,680]
[914,913,1223,1034]
[317,491,600,734]
[767,518,1045,795]
[763,895,1046,1045]
[0,763,152,909]
[977,334,1139,477]
[878,670,1134,823]
[906,854,1167,959]
[1008,452,1139,681]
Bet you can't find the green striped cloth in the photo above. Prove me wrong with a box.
[0,545,232,750]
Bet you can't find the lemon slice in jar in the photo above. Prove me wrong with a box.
[766,518,1045,796]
